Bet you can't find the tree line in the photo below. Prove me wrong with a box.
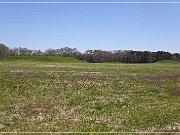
[0,43,180,63]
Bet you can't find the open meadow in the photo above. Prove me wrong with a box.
[0,57,180,132]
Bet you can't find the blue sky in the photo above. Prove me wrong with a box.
[0,1,180,53]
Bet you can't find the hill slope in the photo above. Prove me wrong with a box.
[0,56,84,63]
[155,60,180,64]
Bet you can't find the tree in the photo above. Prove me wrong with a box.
[0,44,9,58]
[1,44,179,63]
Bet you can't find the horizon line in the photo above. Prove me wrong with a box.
[1,1,180,4]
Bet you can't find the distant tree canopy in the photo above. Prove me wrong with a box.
[1,43,180,63]
[79,50,177,63]
[0,44,9,58]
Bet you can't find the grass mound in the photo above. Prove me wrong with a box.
[155,60,180,64]
[1,56,83,63]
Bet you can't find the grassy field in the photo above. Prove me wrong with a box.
[0,57,180,132]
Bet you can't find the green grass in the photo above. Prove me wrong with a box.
[0,59,180,132]
[1,56,84,63]
[155,60,180,64]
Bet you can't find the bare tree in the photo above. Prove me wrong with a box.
[0,44,9,58]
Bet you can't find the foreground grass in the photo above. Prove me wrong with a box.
[0,60,180,132]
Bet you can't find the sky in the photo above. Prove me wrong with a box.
[0,0,180,53]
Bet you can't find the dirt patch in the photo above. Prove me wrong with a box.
[170,89,180,96]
